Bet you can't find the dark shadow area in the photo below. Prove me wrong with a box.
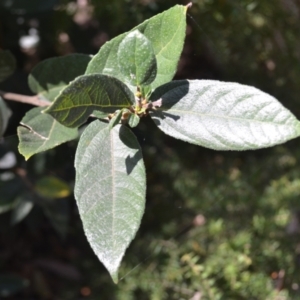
[153,112,180,124]
[119,125,143,175]
[124,151,141,176]
[150,80,189,123]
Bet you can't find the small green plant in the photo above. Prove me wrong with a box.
[1,3,300,284]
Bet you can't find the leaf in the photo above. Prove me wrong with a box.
[44,74,135,128]
[86,4,187,95]
[118,30,157,86]
[128,114,140,128]
[35,176,71,199]
[18,107,78,160]
[75,120,146,283]
[0,96,12,136]
[92,110,109,120]
[150,80,300,150]
[28,54,91,101]
[11,196,34,225]
[109,110,123,130]
[0,50,16,83]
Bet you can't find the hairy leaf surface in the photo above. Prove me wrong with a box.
[86,5,187,95]
[18,107,78,160]
[75,120,146,283]
[150,80,300,150]
[118,30,157,86]
[28,54,91,101]
[44,74,134,127]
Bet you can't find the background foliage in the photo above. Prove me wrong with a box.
[0,0,300,299]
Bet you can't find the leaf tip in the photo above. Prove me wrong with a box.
[23,154,31,161]
[185,2,193,12]
[111,272,119,284]
[103,260,121,284]
[17,144,31,161]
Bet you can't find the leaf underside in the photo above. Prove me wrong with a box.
[75,120,146,283]
[150,80,300,150]
[18,107,78,160]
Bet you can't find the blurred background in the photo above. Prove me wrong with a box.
[0,0,300,299]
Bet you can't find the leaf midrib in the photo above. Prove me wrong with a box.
[110,128,116,248]
[50,102,132,112]
[159,108,297,127]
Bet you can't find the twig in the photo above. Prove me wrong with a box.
[0,90,51,107]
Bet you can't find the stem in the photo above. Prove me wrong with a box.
[0,90,51,107]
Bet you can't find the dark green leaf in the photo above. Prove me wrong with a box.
[75,120,146,283]
[109,110,123,130]
[0,96,12,136]
[28,54,91,101]
[92,110,109,120]
[86,5,187,95]
[118,30,157,86]
[150,80,300,150]
[18,107,78,160]
[0,50,16,83]
[44,74,135,128]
